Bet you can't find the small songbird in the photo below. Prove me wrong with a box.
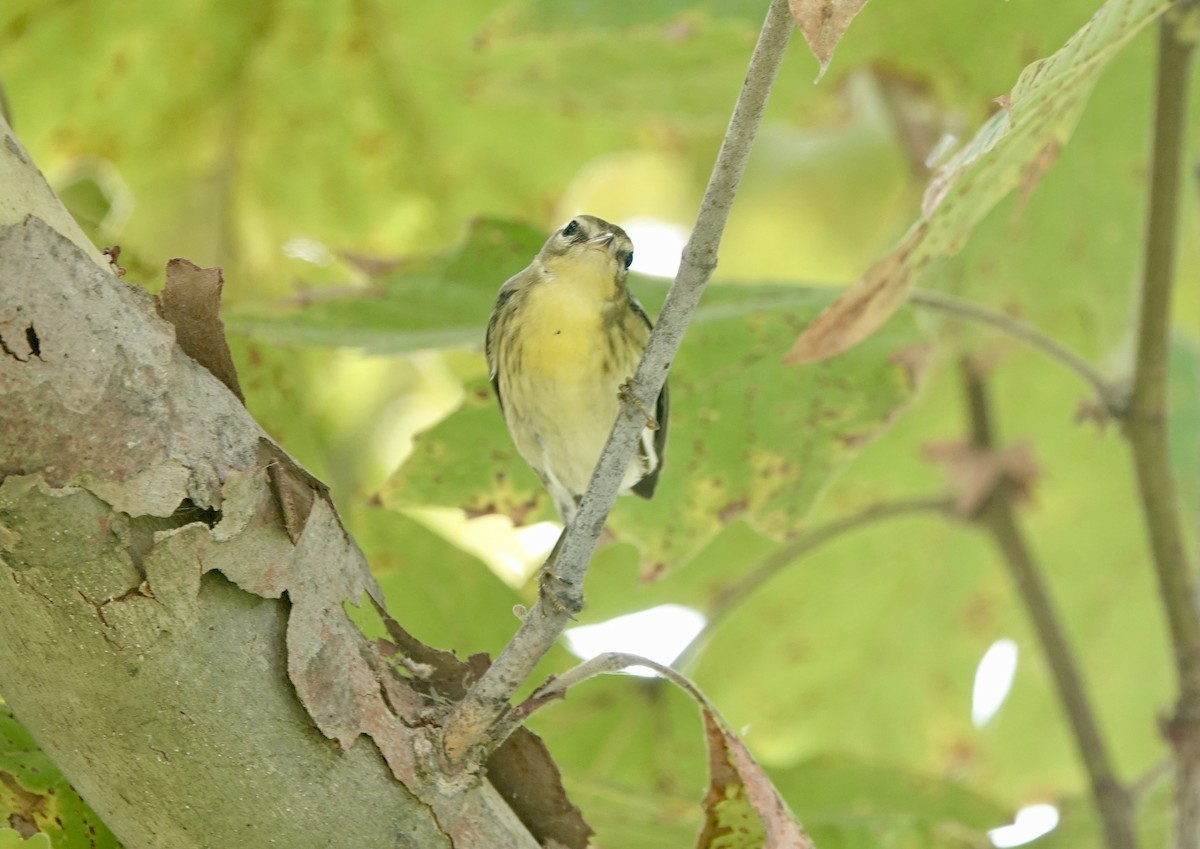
[485,215,668,525]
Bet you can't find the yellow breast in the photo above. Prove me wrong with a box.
[517,260,620,384]
[496,260,647,497]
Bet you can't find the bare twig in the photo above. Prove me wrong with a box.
[960,360,1136,849]
[486,652,700,750]
[481,653,695,762]
[673,495,954,672]
[532,653,702,702]
[438,0,795,768]
[1123,7,1200,848]
[910,290,1127,415]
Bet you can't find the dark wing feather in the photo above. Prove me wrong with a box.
[485,285,519,414]
[628,295,668,500]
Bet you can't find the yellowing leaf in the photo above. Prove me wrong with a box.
[784,0,1170,365]
[698,710,815,849]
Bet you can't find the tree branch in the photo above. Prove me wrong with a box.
[960,360,1136,849]
[439,0,795,767]
[909,290,1127,416]
[673,494,954,672]
[1124,7,1200,847]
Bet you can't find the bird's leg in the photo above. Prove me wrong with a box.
[537,528,582,616]
[619,379,659,430]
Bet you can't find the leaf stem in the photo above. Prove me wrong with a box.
[438,0,795,768]
[673,495,954,672]
[960,360,1136,849]
[909,290,1127,415]
[1124,7,1200,847]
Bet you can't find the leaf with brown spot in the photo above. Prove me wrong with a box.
[156,258,244,402]
[787,0,870,81]
[784,0,1169,364]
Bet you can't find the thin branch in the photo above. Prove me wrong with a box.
[486,653,700,751]
[533,653,704,702]
[961,360,1136,849]
[673,495,954,672]
[1125,8,1200,848]
[909,290,1127,415]
[438,0,795,768]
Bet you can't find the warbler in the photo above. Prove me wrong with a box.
[485,215,668,525]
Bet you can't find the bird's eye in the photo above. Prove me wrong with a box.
[624,251,634,270]
[563,220,579,237]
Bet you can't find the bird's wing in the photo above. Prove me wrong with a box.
[628,295,669,500]
[485,284,519,414]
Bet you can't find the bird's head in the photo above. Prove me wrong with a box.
[538,214,635,285]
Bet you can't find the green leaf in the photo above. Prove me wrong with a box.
[0,831,51,849]
[1,2,766,290]
[776,756,1006,848]
[532,680,710,849]
[1037,779,1172,849]
[0,707,122,849]
[225,218,546,353]
[349,508,528,656]
[498,0,767,31]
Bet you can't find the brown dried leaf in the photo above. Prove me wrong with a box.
[782,226,927,364]
[922,440,1039,517]
[156,258,244,402]
[488,730,594,849]
[788,0,870,81]
[258,439,329,543]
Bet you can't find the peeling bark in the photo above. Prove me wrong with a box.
[0,121,548,847]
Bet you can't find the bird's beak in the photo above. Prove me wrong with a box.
[588,231,615,247]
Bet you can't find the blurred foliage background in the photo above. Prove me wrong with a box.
[2,0,1198,846]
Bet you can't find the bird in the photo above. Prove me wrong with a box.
[485,214,668,527]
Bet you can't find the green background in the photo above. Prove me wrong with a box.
[2,0,1197,845]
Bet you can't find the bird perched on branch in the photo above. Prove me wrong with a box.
[485,215,668,526]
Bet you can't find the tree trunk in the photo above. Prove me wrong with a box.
[0,118,543,848]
